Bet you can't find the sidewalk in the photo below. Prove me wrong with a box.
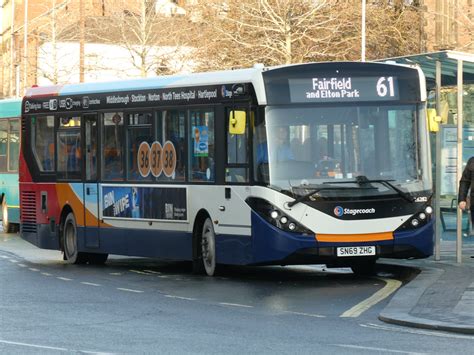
[379,238,474,334]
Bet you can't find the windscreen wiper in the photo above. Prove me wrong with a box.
[325,175,415,203]
[287,185,374,208]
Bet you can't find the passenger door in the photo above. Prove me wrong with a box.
[83,114,100,248]
[218,107,251,226]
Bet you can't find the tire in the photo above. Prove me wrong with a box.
[62,213,87,264]
[200,218,218,276]
[1,198,15,233]
[350,259,377,276]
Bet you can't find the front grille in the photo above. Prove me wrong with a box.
[20,191,37,233]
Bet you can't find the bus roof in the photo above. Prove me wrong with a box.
[0,98,22,119]
[23,61,422,105]
[25,67,265,98]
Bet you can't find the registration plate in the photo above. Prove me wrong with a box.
[336,246,376,257]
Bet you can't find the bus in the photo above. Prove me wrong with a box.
[0,98,21,233]
[19,62,433,275]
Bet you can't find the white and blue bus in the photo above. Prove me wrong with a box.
[20,62,433,275]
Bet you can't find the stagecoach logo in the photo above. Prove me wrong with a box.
[334,206,376,217]
[24,100,42,113]
[334,206,344,217]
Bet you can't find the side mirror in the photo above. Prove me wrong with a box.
[229,110,246,135]
[427,108,441,132]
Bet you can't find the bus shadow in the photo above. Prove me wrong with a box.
[101,256,392,286]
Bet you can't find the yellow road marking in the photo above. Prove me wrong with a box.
[340,277,402,318]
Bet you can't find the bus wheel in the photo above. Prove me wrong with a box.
[63,213,87,264]
[201,218,217,276]
[350,259,377,276]
[1,198,15,233]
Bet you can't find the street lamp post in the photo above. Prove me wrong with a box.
[361,0,366,62]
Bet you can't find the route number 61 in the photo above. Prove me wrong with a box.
[376,76,395,97]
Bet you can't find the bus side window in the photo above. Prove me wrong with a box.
[126,112,153,181]
[8,119,20,172]
[157,110,186,182]
[57,116,81,179]
[102,112,125,181]
[32,115,55,172]
[189,109,215,182]
[0,120,7,172]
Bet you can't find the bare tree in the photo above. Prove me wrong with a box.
[29,0,80,84]
[188,0,425,70]
[88,0,194,77]
[334,0,424,60]
[190,0,348,70]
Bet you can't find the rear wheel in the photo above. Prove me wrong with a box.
[350,259,377,276]
[63,213,87,264]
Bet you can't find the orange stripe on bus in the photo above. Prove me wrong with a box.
[315,232,393,243]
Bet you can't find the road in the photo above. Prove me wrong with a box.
[0,232,473,354]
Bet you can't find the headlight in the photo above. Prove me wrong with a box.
[395,207,433,231]
[246,197,312,234]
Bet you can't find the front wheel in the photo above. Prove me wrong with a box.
[201,218,218,276]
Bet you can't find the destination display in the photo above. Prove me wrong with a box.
[102,185,187,221]
[289,76,400,103]
[22,84,250,114]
